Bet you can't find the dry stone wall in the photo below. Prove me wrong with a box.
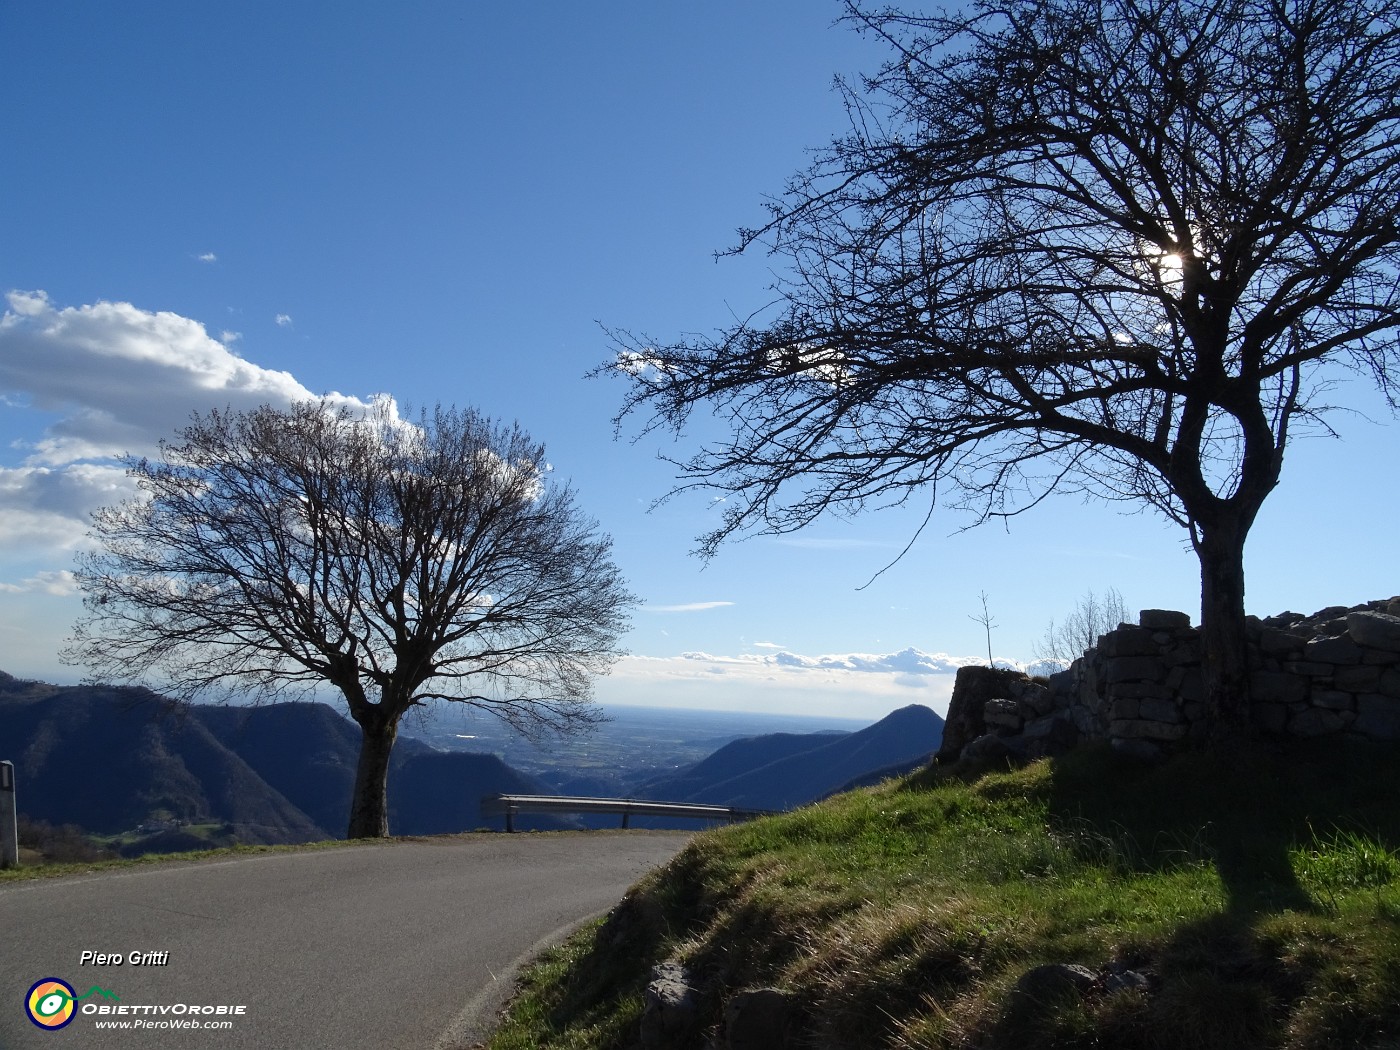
[940,597,1400,762]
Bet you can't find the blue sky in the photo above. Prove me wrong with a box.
[2,2,1396,721]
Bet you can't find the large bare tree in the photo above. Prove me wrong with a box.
[606,0,1400,732]
[65,401,634,838]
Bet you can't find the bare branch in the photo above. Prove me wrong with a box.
[64,400,635,836]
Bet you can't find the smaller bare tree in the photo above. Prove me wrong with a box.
[969,590,999,666]
[1033,587,1131,665]
[65,400,635,838]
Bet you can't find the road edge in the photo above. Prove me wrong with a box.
[430,908,608,1050]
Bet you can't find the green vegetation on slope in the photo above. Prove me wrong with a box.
[488,739,1400,1050]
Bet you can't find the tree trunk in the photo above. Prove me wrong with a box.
[347,710,398,839]
[1195,520,1253,738]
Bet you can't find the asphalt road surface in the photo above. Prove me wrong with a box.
[1,832,690,1050]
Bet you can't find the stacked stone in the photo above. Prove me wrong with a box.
[944,597,1400,764]
[1247,598,1400,741]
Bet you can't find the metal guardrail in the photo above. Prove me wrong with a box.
[480,794,776,833]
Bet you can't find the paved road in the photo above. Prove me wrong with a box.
[0,832,690,1050]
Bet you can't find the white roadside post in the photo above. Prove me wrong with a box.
[1,760,17,868]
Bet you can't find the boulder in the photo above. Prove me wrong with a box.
[1304,635,1363,665]
[938,666,1031,762]
[1333,665,1381,692]
[983,698,1023,731]
[1288,708,1346,737]
[1250,671,1308,704]
[1011,963,1097,1006]
[1111,737,1163,761]
[961,734,1015,764]
[1137,698,1184,724]
[1105,656,1165,683]
[1018,716,1080,758]
[640,962,700,1049]
[1355,695,1400,741]
[1139,609,1191,631]
[1348,610,1400,653]
[1110,718,1188,741]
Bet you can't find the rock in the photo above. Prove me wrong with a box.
[983,698,1023,731]
[1137,698,1184,724]
[1259,627,1303,656]
[1333,665,1381,692]
[1139,609,1191,631]
[1098,629,1159,658]
[1019,683,1055,717]
[1304,635,1363,665]
[1110,737,1163,761]
[1105,656,1165,683]
[1310,689,1354,711]
[1109,697,1140,721]
[939,666,1031,762]
[1102,967,1152,994]
[640,962,700,1049]
[1011,963,1097,1006]
[1250,670,1309,704]
[1110,718,1188,741]
[1355,695,1400,741]
[1288,707,1346,737]
[1110,680,1173,700]
[1283,660,1334,677]
[1017,716,1079,758]
[1175,667,1205,702]
[1348,611,1400,653]
[722,988,796,1050]
[961,734,1015,763]
[1253,701,1288,734]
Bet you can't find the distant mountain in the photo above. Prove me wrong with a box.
[0,673,327,844]
[0,671,568,845]
[389,751,570,834]
[637,704,944,812]
[191,701,377,838]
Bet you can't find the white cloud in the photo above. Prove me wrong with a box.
[197,252,217,263]
[602,646,968,719]
[751,640,785,649]
[0,290,401,558]
[0,290,387,466]
[219,330,242,345]
[602,645,1054,720]
[0,570,79,596]
[274,313,293,327]
[642,601,736,613]
[0,464,137,550]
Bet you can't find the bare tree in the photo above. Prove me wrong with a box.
[1034,587,1131,665]
[605,0,1400,734]
[970,590,998,666]
[65,401,635,838]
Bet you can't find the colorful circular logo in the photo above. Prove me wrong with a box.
[26,978,77,1030]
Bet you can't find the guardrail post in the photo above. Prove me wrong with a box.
[505,806,515,834]
[1,761,17,868]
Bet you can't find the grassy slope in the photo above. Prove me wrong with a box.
[488,739,1400,1050]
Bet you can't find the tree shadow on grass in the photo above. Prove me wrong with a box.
[1044,736,1400,917]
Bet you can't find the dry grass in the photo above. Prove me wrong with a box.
[488,737,1400,1049]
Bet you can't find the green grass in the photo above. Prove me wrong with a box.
[487,738,1400,1050]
